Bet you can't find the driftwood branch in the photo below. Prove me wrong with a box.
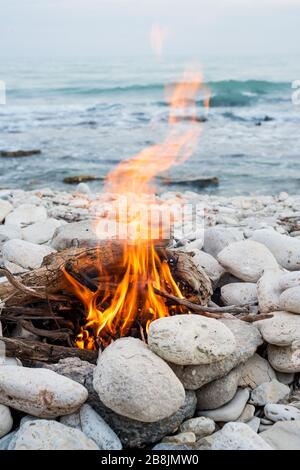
[0,337,98,364]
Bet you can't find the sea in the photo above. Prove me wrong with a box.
[1,54,300,195]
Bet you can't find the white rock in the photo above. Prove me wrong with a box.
[237,404,255,423]
[5,204,47,227]
[239,354,276,389]
[0,431,17,450]
[51,220,99,250]
[203,227,244,258]
[217,240,278,282]
[276,372,294,385]
[180,416,215,439]
[250,380,290,406]
[198,389,250,422]
[10,420,99,450]
[268,344,300,373]
[279,287,300,314]
[60,411,81,429]
[0,224,22,243]
[192,250,225,286]
[221,283,257,306]
[264,403,300,422]
[278,271,300,290]
[259,421,300,450]
[79,404,122,450]
[256,311,300,347]
[148,314,236,365]
[3,260,27,275]
[257,268,282,313]
[76,183,91,195]
[163,432,196,444]
[196,367,241,410]
[0,200,13,223]
[252,229,300,271]
[247,417,260,433]
[203,422,272,450]
[22,219,62,244]
[0,366,88,417]
[2,239,55,269]
[0,404,13,438]
[93,338,185,422]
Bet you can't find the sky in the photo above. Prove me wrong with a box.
[0,0,300,59]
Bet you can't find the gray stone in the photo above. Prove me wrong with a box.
[51,220,100,250]
[201,422,272,450]
[279,287,300,314]
[179,416,215,439]
[203,227,244,258]
[152,443,195,451]
[250,380,290,406]
[22,219,62,244]
[259,421,300,450]
[268,344,300,373]
[172,319,262,390]
[162,432,196,444]
[79,404,122,450]
[247,417,260,433]
[198,389,250,422]
[2,239,55,269]
[148,314,236,366]
[93,338,185,422]
[264,403,300,422]
[196,367,241,410]
[221,283,257,307]
[5,204,47,227]
[239,353,276,389]
[43,357,95,385]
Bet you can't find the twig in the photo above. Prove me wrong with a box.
[238,313,273,323]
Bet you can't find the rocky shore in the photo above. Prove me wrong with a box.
[0,185,300,450]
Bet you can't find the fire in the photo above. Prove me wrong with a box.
[63,69,209,349]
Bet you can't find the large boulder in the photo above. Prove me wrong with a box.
[93,338,185,422]
[148,314,236,366]
[0,366,88,417]
[217,240,278,282]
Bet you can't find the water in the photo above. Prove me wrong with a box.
[1,54,300,195]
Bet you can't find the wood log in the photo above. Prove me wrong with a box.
[0,337,98,364]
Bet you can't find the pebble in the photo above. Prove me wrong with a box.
[268,344,300,373]
[221,282,257,306]
[217,240,278,282]
[148,314,236,366]
[179,416,215,439]
[196,367,241,410]
[9,420,99,450]
[256,311,300,347]
[198,389,250,422]
[2,239,55,269]
[0,404,13,438]
[93,338,185,422]
[0,366,88,417]
[239,353,276,389]
[250,380,290,406]
[22,218,62,244]
[257,268,282,313]
[252,228,300,270]
[279,287,300,314]
[0,200,13,223]
[264,403,300,422]
[162,432,196,445]
[203,227,244,258]
[201,422,272,450]
[79,404,122,450]
[259,421,300,450]
[192,250,225,286]
[5,204,47,227]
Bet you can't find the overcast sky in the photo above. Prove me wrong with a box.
[0,0,300,59]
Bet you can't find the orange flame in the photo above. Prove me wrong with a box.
[63,68,209,349]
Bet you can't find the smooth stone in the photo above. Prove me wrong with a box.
[148,314,236,366]
[247,417,261,433]
[197,389,250,422]
[196,367,241,410]
[42,357,95,386]
[5,204,47,227]
[0,431,17,450]
[257,268,282,313]
[51,220,100,250]
[2,239,55,269]
[237,404,255,423]
[9,420,99,450]
[264,403,300,422]
[76,183,91,195]
[0,356,22,367]
[22,218,62,244]
[256,311,300,347]
[268,344,300,373]
[279,287,300,314]
[0,366,88,417]
[0,404,13,438]
[162,432,196,444]
[0,200,13,223]
[0,224,22,243]
[259,421,300,450]
[172,319,262,390]
[87,372,196,448]
[192,250,225,286]
[79,404,122,450]
[276,372,295,385]
[3,260,27,275]
[221,283,257,306]
[250,380,290,406]
[93,338,185,422]
[203,227,244,258]
[60,411,81,430]
[278,271,300,290]
[239,353,276,389]
[179,416,215,439]
[252,228,300,270]
[152,443,194,451]
[217,240,278,282]
[201,422,272,450]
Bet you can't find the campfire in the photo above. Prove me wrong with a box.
[0,70,260,364]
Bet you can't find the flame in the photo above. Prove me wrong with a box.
[63,68,209,349]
